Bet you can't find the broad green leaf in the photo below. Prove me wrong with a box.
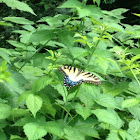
[92,109,123,129]
[33,76,53,92]
[77,89,95,108]
[79,83,101,99]
[74,118,99,138]
[3,17,34,24]
[7,40,27,50]
[58,29,75,46]
[102,82,129,96]
[26,94,42,117]
[64,126,85,140]
[33,54,45,67]
[24,123,47,140]
[28,30,55,43]
[40,94,56,117]
[107,131,120,140]
[109,23,124,32]
[129,79,140,94]
[0,130,7,140]
[73,103,91,120]
[129,105,140,120]
[1,0,36,15]
[46,121,64,137]
[52,83,67,103]
[69,47,86,58]
[95,94,119,109]
[0,103,11,119]
[77,5,102,18]
[0,120,7,129]
[10,108,29,118]
[122,98,139,108]
[58,0,82,8]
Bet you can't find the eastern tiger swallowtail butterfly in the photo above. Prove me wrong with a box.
[58,66,101,89]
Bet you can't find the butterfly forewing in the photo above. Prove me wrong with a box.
[58,66,101,88]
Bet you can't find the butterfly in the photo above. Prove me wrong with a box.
[58,65,101,89]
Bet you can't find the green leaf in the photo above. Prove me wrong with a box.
[58,0,82,8]
[52,83,67,103]
[92,109,124,129]
[129,105,140,120]
[129,79,140,94]
[0,50,11,64]
[0,103,11,119]
[46,121,64,137]
[73,103,91,120]
[77,5,102,18]
[1,0,36,15]
[70,47,86,58]
[33,76,53,92]
[0,21,13,26]
[0,130,7,140]
[40,94,56,117]
[95,94,119,109]
[74,118,99,138]
[3,17,34,24]
[10,108,29,118]
[33,54,45,67]
[122,98,139,108]
[64,126,85,140]
[24,123,47,140]
[26,94,42,117]
[107,131,120,140]
[102,82,129,96]
[130,54,140,64]
[28,30,55,43]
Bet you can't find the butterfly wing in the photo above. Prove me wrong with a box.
[58,66,101,89]
[80,72,101,85]
[58,66,83,88]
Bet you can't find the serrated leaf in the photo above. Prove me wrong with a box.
[1,0,36,15]
[46,121,64,137]
[26,94,42,117]
[73,103,91,120]
[122,98,139,108]
[3,17,34,24]
[95,94,119,109]
[92,109,123,129]
[24,123,47,140]
[33,76,53,92]
[107,131,120,140]
[0,103,11,119]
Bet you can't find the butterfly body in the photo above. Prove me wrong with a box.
[58,66,101,89]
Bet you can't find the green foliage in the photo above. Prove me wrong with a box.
[0,0,140,139]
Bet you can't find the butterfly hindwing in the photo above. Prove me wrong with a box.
[58,66,101,89]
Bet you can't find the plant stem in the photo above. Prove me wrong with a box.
[130,68,140,86]
[18,40,50,71]
[86,29,106,68]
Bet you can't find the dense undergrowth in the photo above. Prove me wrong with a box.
[0,0,140,140]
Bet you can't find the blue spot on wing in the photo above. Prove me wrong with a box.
[64,76,83,89]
